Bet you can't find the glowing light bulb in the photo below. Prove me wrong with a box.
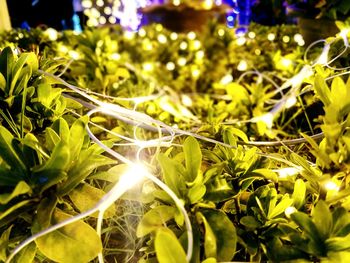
[324,181,340,192]
[177,57,187,66]
[192,68,200,78]
[59,45,68,53]
[82,0,92,8]
[237,60,248,71]
[138,28,146,37]
[166,62,175,71]
[282,35,290,43]
[248,31,256,39]
[142,62,154,71]
[236,37,246,46]
[195,50,205,60]
[297,39,305,46]
[90,8,100,18]
[170,32,178,40]
[276,167,300,178]
[285,206,297,217]
[267,33,275,41]
[155,24,163,32]
[255,49,261,55]
[104,6,112,15]
[180,41,188,50]
[157,34,167,44]
[220,74,233,85]
[181,95,193,106]
[218,29,225,37]
[193,40,201,50]
[187,31,196,40]
[294,34,303,42]
[96,0,104,7]
[99,16,107,25]
[173,0,181,6]
[110,53,121,60]
[285,96,297,108]
[68,50,80,60]
[44,28,58,41]
[108,16,117,24]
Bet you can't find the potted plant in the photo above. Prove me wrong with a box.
[286,0,350,44]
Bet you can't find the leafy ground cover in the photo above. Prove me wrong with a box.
[1,19,350,262]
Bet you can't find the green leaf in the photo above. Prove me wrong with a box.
[240,216,262,229]
[136,205,177,237]
[326,235,350,252]
[36,197,57,229]
[314,74,332,106]
[0,72,5,92]
[35,140,70,172]
[292,179,306,209]
[35,209,102,263]
[0,47,15,92]
[312,201,332,240]
[188,184,206,204]
[69,183,116,218]
[155,228,187,263]
[291,212,323,245]
[0,225,12,261]
[252,169,278,183]
[268,194,294,219]
[201,258,217,263]
[158,153,186,197]
[201,210,237,261]
[184,136,202,182]
[13,242,36,263]
[68,116,88,158]
[0,126,27,174]
[51,118,70,143]
[197,212,217,258]
[0,181,31,204]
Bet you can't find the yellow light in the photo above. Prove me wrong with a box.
[236,37,246,46]
[124,31,135,40]
[297,39,305,46]
[181,95,193,106]
[166,62,175,71]
[96,0,104,7]
[267,33,275,41]
[142,62,154,72]
[157,34,167,44]
[155,24,163,32]
[220,74,233,85]
[193,40,201,50]
[195,50,205,60]
[255,49,261,55]
[138,28,146,37]
[44,28,58,41]
[237,60,248,71]
[173,0,181,6]
[324,181,340,192]
[104,6,112,15]
[218,28,225,37]
[108,16,117,24]
[248,31,256,39]
[68,50,80,60]
[282,35,290,43]
[143,41,153,51]
[180,41,188,50]
[187,31,196,40]
[82,0,92,8]
[99,16,107,25]
[192,68,200,78]
[285,206,297,218]
[170,32,178,40]
[110,53,121,60]
[177,57,187,66]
